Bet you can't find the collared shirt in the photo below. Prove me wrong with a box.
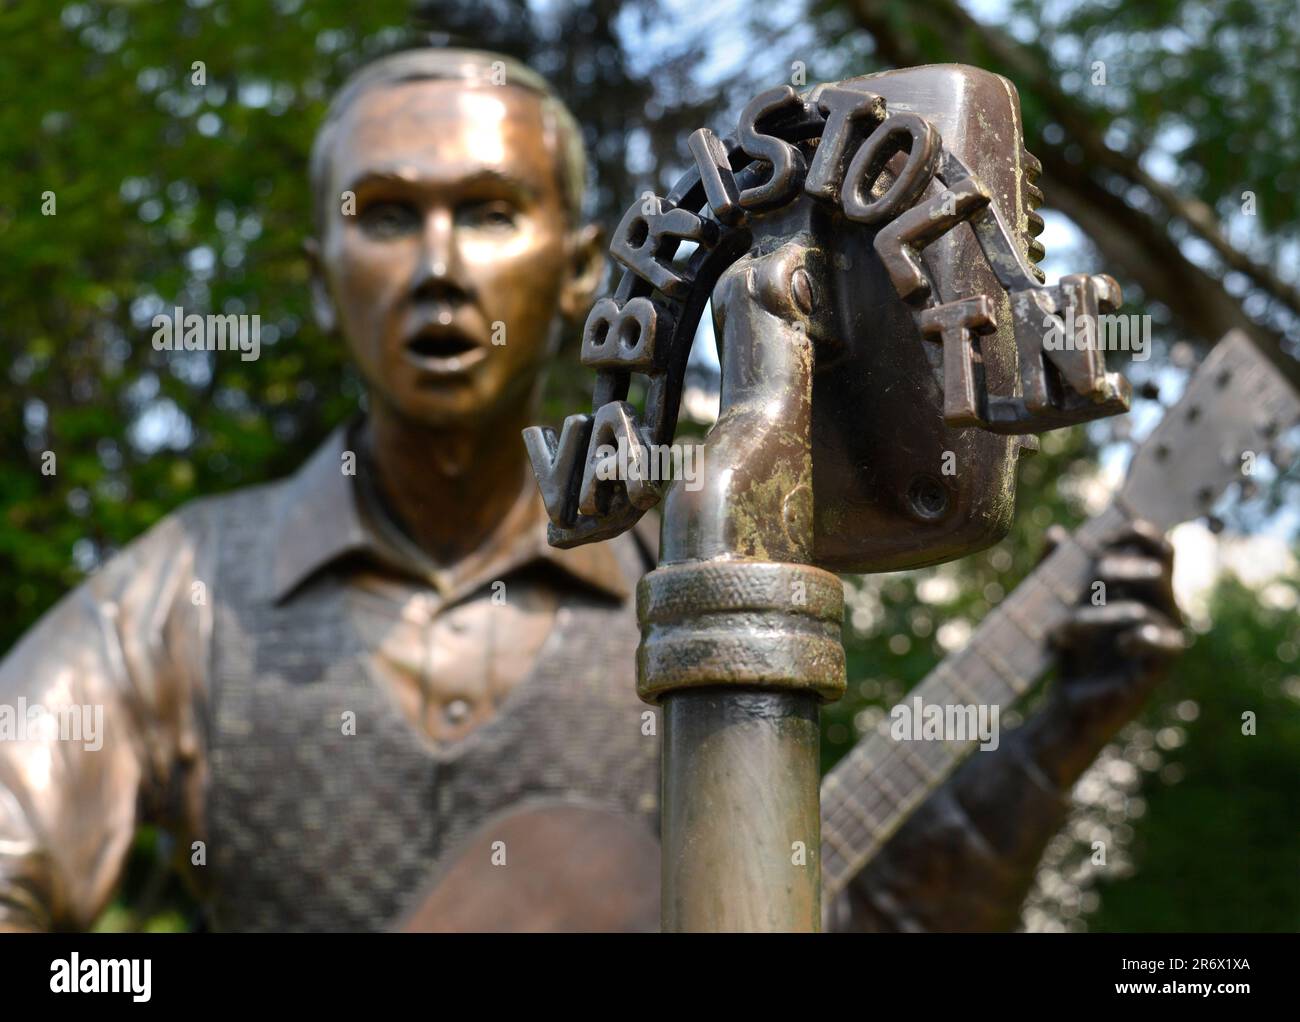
[0,420,655,931]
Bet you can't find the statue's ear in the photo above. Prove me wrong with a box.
[302,236,337,334]
[559,222,606,322]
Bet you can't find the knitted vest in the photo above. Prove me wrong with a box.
[201,485,659,931]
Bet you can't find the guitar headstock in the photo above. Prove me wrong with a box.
[1120,331,1300,530]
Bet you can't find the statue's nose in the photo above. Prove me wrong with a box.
[410,208,467,302]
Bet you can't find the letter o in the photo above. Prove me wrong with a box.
[841,113,940,225]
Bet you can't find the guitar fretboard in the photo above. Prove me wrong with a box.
[820,501,1130,899]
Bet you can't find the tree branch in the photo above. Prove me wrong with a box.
[844,0,1299,385]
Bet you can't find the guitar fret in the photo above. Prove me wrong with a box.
[821,817,855,860]
[837,790,884,836]
[1063,531,1100,563]
[872,755,909,810]
[970,641,1021,694]
[824,811,861,851]
[895,734,942,784]
[935,665,981,707]
[824,775,864,834]
[1045,572,1076,605]
[1004,597,1046,642]
[1079,503,1129,549]
[991,616,1044,688]
[1037,566,1079,606]
[817,337,1300,911]
[817,501,1134,903]
[825,773,865,824]
[853,779,904,829]
[823,854,850,891]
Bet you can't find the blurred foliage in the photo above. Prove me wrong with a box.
[798,0,1300,368]
[1086,576,1300,932]
[1,0,394,637]
[0,0,1295,932]
[998,0,1300,252]
[812,0,1300,246]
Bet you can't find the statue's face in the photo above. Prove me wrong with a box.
[315,79,575,427]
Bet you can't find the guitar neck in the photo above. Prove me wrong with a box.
[820,501,1130,900]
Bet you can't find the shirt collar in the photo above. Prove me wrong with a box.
[269,420,631,605]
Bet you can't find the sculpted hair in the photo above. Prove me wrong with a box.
[309,47,588,234]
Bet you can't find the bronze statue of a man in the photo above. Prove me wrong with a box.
[0,48,1180,932]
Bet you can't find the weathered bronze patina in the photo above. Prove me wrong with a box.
[0,48,650,933]
[525,65,1131,565]
[525,64,1135,932]
[0,48,1196,936]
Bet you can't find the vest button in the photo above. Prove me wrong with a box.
[443,699,471,725]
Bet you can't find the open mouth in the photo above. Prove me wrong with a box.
[407,332,478,359]
[402,327,486,373]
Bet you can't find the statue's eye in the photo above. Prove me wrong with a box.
[358,201,419,239]
[459,200,518,231]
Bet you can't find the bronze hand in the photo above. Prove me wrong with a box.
[837,521,1185,932]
